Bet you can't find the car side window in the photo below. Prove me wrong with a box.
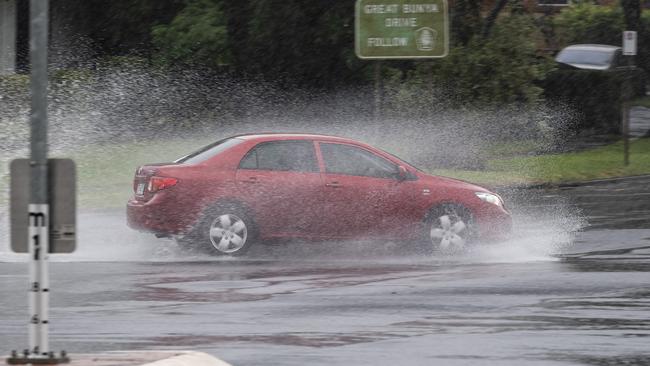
[239,141,318,172]
[320,143,398,179]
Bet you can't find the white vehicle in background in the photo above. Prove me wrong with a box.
[555,44,626,71]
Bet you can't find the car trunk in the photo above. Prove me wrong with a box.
[132,163,176,202]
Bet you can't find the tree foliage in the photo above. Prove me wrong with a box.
[621,0,641,31]
[553,3,624,46]
[430,15,552,105]
[152,0,230,67]
[58,0,184,55]
[641,10,650,71]
[451,0,481,46]
[150,0,359,87]
[55,0,650,103]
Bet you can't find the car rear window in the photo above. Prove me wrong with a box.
[175,137,244,164]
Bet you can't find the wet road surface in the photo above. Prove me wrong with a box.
[501,174,650,230]
[2,250,650,366]
[1,176,649,365]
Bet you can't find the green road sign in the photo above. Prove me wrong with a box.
[355,0,449,59]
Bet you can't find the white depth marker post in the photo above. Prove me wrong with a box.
[28,204,50,356]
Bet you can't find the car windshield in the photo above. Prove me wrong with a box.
[175,137,244,164]
[378,148,424,172]
[556,49,614,67]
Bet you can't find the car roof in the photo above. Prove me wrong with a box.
[560,44,620,52]
[235,133,362,144]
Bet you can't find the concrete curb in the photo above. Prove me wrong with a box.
[141,351,231,366]
[492,174,650,191]
[4,351,232,366]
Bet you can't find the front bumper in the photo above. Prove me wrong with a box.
[475,204,513,241]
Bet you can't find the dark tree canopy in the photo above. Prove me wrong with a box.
[56,0,184,56]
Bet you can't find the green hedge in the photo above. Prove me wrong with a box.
[543,68,647,133]
[387,15,552,110]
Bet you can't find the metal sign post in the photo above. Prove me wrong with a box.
[621,30,637,167]
[373,61,383,121]
[7,0,71,364]
[355,0,449,121]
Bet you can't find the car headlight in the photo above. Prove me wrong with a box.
[475,192,503,207]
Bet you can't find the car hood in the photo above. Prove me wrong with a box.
[421,173,493,194]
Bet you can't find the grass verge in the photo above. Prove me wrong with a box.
[0,136,214,209]
[68,137,215,208]
[434,138,650,187]
[630,95,650,108]
[3,137,649,210]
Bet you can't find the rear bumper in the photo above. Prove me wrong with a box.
[126,194,197,235]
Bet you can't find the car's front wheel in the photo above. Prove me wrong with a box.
[425,204,475,254]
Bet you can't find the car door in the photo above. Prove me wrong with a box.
[317,142,413,239]
[235,140,323,238]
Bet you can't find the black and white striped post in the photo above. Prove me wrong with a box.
[7,0,69,363]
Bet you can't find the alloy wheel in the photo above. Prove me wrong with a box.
[209,214,248,253]
[430,213,467,251]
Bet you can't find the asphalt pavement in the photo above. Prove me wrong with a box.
[630,106,650,139]
[499,174,650,230]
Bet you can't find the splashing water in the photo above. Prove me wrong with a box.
[459,206,587,264]
[0,63,584,263]
[0,202,586,264]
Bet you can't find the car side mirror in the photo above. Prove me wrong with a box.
[397,165,408,181]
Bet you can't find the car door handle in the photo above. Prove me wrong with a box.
[325,182,342,188]
[242,177,259,184]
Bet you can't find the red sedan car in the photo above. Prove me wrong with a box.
[127,133,511,255]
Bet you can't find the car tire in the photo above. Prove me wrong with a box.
[424,203,475,254]
[181,203,257,256]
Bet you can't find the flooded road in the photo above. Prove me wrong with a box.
[2,246,650,366]
[1,176,649,365]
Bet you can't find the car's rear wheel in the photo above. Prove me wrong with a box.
[207,213,249,254]
[425,204,475,254]
[180,203,257,256]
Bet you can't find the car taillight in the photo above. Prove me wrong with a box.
[148,176,178,193]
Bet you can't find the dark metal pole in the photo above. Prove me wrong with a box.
[622,54,635,167]
[622,100,629,166]
[30,1,48,198]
